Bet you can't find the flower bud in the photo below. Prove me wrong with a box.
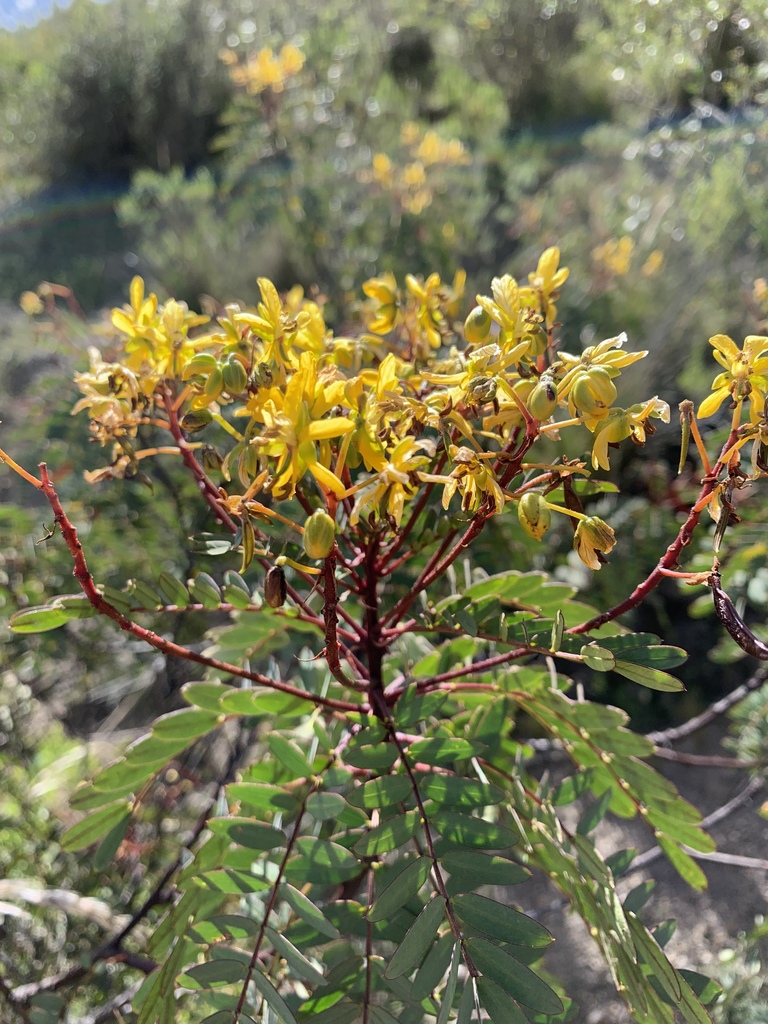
[221,355,248,395]
[573,516,616,570]
[162,299,186,334]
[204,365,224,401]
[467,374,498,405]
[464,305,492,345]
[569,373,603,416]
[527,376,558,421]
[265,565,287,608]
[182,353,218,380]
[526,322,548,357]
[517,492,551,541]
[585,366,618,406]
[302,509,336,560]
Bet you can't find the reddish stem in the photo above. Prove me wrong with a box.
[38,465,359,714]
[568,422,740,635]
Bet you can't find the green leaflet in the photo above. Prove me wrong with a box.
[441,852,529,886]
[181,958,247,988]
[406,737,483,765]
[353,810,421,857]
[285,838,361,885]
[452,893,553,948]
[476,977,530,1024]
[248,965,299,1024]
[268,733,314,778]
[206,817,285,850]
[411,932,454,1001]
[413,773,504,808]
[152,708,222,740]
[346,774,411,806]
[431,812,518,850]
[384,896,445,979]
[60,800,133,852]
[368,857,431,923]
[9,604,74,633]
[280,884,340,939]
[612,660,684,692]
[465,937,563,1015]
[436,940,461,1024]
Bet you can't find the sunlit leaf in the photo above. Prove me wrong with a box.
[249,964,298,1024]
[612,660,684,692]
[353,811,421,857]
[152,708,222,740]
[406,738,482,765]
[181,958,247,988]
[285,838,360,885]
[268,733,314,778]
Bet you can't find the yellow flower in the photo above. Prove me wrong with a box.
[573,516,616,570]
[590,398,670,471]
[348,437,432,527]
[526,247,569,326]
[422,445,505,515]
[697,334,768,421]
[253,354,354,499]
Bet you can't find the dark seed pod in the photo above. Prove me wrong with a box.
[710,571,768,659]
[180,409,213,434]
[265,565,287,608]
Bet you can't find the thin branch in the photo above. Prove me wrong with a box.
[39,464,360,713]
[569,423,740,635]
[647,664,768,746]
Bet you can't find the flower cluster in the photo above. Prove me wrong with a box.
[222,44,305,96]
[360,124,470,216]
[72,250,670,570]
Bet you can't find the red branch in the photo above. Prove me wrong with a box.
[569,423,741,635]
[38,465,359,714]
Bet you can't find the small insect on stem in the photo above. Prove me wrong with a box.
[709,570,768,660]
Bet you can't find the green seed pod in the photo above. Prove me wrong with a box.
[221,354,248,395]
[527,376,558,421]
[265,565,287,608]
[585,366,618,406]
[517,492,551,541]
[179,409,213,434]
[204,365,224,401]
[302,509,336,560]
[464,305,493,345]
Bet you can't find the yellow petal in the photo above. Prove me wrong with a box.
[709,334,740,362]
[697,386,731,419]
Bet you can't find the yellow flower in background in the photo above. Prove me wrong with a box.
[525,247,569,326]
[697,334,768,421]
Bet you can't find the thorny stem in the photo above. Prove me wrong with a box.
[38,465,359,713]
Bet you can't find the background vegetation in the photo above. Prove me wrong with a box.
[3,0,768,1021]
